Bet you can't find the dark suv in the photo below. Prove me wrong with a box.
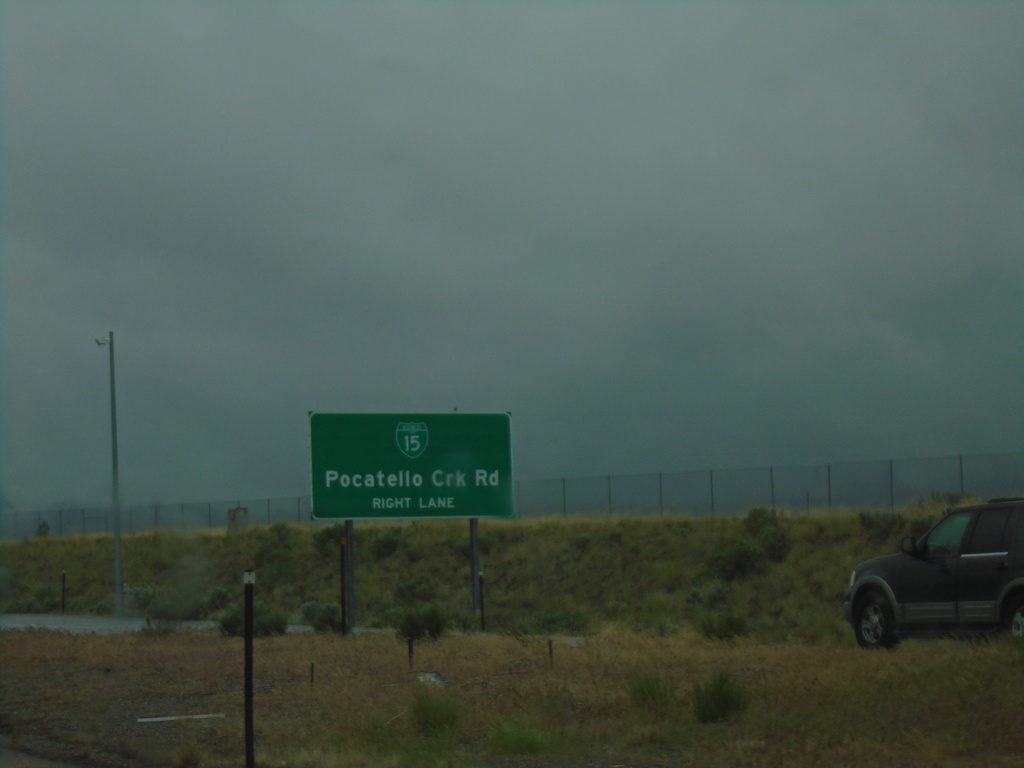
[844,498,1024,648]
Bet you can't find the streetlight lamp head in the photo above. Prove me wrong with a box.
[95,337,107,346]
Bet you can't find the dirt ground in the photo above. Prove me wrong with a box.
[0,627,681,768]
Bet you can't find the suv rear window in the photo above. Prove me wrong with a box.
[964,509,1012,555]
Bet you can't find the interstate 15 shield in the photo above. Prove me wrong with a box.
[395,422,428,458]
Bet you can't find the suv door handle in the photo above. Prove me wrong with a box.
[997,561,1009,571]
[939,563,952,573]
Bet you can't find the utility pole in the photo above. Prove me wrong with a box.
[96,332,123,614]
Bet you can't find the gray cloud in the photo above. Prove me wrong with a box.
[2,1,1022,510]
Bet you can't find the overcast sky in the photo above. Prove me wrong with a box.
[1,1,1022,512]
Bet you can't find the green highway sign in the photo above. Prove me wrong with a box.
[309,413,513,520]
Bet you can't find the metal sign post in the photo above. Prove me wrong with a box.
[243,569,255,768]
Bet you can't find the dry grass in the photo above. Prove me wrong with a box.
[3,498,1007,766]
[3,625,1024,767]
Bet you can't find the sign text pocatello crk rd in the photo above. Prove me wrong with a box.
[309,413,513,519]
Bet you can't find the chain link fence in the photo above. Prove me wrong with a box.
[2,451,1021,540]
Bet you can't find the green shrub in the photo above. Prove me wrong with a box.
[142,616,181,635]
[627,671,678,713]
[301,600,343,632]
[693,669,749,723]
[219,601,288,637]
[687,580,730,609]
[253,522,297,584]
[9,586,59,614]
[204,586,232,614]
[352,708,394,753]
[707,537,766,581]
[744,507,780,538]
[745,508,791,562]
[142,555,216,622]
[88,599,114,615]
[409,688,460,737]
[35,521,50,538]
[759,524,792,562]
[312,524,345,558]
[148,587,206,623]
[488,719,561,754]
[129,584,157,614]
[858,512,907,541]
[531,609,591,635]
[698,610,748,640]
[396,604,447,642]
[0,567,15,609]
[369,529,401,560]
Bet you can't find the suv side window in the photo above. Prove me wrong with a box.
[924,510,972,558]
[963,509,1012,555]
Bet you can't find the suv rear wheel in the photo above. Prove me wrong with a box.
[854,593,898,649]
[1005,594,1024,638]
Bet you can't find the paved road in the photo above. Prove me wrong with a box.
[0,614,315,634]
[0,613,219,634]
[0,746,82,768]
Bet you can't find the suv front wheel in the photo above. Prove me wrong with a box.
[854,592,898,649]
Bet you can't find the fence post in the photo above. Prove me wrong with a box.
[889,460,895,513]
[561,478,567,516]
[658,472,664,515]
[770,466,775,509]
[959,455,964,495]
[827,464,832,512]
[606,475,612,516]
[709,470,715,516]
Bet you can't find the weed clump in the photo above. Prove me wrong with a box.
[410,688,460,737]
[489,719,562,754]
[697,610,748,640]
[693,669,749,723]
[627,671,678,713]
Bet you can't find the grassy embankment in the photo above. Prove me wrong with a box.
[3,497,1024,767]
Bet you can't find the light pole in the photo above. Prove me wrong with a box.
[95,332,123,615]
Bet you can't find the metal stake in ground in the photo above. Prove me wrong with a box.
[243,569,255,768]
[339,534,348,636]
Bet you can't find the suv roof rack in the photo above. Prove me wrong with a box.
[987,497,1024,504]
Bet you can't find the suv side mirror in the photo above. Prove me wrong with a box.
[901,536,918,555]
